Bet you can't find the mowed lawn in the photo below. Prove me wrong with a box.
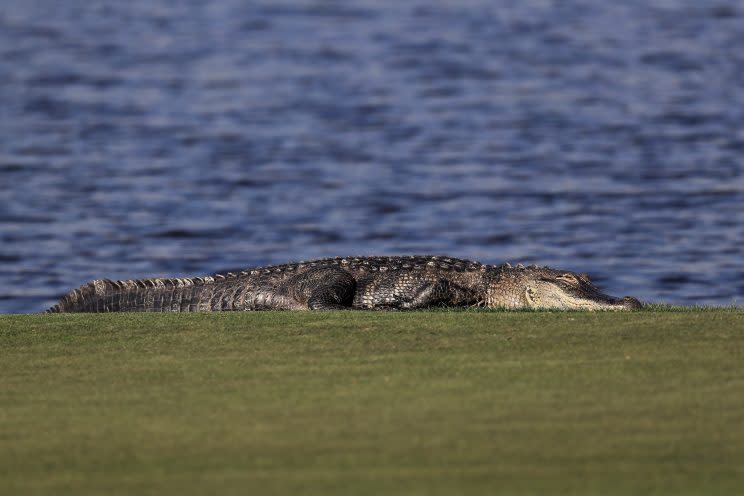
[1,309,743,495]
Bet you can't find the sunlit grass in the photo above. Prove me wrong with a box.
[1,309,743,495]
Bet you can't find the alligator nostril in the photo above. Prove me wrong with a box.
[622,296,642,309]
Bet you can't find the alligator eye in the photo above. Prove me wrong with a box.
[556,273,580,285]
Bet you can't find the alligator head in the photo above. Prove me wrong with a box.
[486,265,642,310]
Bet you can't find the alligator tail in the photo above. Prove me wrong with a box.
[46,279,109,313]
[45,276,222,313]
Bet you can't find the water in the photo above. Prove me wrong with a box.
[1,0,742,313]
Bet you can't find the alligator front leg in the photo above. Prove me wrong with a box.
[399,280,453,309]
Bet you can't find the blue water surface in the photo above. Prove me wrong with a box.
[0,0,742,312]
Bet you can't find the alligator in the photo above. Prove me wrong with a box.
[47,256,642,313]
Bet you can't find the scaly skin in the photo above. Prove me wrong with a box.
[47,256,642,313]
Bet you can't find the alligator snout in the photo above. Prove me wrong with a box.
[622,296,643,310]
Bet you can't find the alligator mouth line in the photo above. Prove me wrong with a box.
[560,293,643,310]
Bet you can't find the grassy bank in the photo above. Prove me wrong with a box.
[1,309,743,495]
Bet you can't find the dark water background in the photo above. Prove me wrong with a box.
[1,0,743,313]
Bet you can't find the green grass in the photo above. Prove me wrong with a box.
[1,309,743,495]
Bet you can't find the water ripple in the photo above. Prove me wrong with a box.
[0,0,742,312]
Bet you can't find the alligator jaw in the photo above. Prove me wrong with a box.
[558,291,643,311]
[568,293,643,311]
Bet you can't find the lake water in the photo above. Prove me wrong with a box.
[1,0,742,313]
